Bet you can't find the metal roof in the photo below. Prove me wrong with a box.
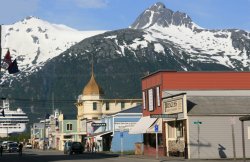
[187,96,250,115]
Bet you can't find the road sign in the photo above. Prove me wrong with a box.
[193,121,202,124]
[154,124,158,133]
[150,114,177,118]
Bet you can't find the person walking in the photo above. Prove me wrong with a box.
[18,143,23,156]
[0,145,3,156]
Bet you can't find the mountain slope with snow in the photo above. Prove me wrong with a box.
[129,2,250,70]
[1,16,106,77]
[1,2,250,121]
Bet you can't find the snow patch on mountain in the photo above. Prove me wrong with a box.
[1,16,106,76]
[142,24,248,68]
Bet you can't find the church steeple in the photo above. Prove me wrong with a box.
[82,63,104,96]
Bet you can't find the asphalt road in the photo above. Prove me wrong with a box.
[0,149,249,162]
[0,149,154,162]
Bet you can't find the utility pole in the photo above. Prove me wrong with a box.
[43,116,46,150]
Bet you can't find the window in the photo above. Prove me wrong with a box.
[143,92,146,110]
[148,89,153,111]
[106,102,110,111]
[168,120,183,139]
[66,123,73,131]
[156,87,160,107]
[176,121,183,138]
[121,102,125,109]
[93,102,97,111]
[168,121,175,138]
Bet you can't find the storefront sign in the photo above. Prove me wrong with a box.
[114,122,136,131]
[150,114,177,118]
[91,123,106,127]
[163,98,183,114]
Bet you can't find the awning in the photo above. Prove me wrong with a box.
[129,116,157,134]
[85,131,112,140]
[147,118,162,133]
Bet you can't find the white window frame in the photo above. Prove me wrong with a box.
[156,87,160,107]
[148,89,154,111]
[143,92,146,110]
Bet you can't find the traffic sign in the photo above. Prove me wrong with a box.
[193,121,202,124]
[154,124,158,133]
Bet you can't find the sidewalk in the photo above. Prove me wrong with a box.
[117,154,250,162]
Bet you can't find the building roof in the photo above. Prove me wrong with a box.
[187,96,250,115]
[82,67,104,96]
[117,105,142,114]
[142,71,250,90]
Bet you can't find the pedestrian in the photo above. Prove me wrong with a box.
[18,143,23,156]
[0,145,3,156]
[86,142,90,152]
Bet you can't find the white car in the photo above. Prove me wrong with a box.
[25,143,32,149]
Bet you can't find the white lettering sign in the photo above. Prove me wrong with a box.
[114,122,136,132]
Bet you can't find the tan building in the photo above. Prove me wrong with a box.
[75,68,141,121]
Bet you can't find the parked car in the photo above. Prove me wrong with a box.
[25,143,32,149]
[64,141,83,155]
[7,143,19,153]
[2,141,14,150]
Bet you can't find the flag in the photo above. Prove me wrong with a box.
[1,50,12,69]
[0,109,5,117]
[7,59,19,74]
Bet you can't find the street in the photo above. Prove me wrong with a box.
[0,149,152,162]
[0,148,250,162]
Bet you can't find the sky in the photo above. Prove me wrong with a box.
[0,0,250,31]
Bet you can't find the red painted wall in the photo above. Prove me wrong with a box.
[142,71,250,116]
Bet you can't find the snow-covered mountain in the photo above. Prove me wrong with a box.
[1,2,250,121]
[129,2,250,70]
[1,16,106,79]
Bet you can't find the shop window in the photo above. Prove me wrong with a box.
[143,133,163,148]
[168,121,175,138]
[168,120,183,139]
[176,121,183,138]
[93,102,97,111]
[66,123,73,131]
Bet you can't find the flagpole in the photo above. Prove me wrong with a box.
[0,24,2,72]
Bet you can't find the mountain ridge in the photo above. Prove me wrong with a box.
[1,2,250,122]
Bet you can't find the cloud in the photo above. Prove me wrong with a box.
[74,0,108,8]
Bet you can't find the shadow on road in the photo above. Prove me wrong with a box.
[0,152,119,162]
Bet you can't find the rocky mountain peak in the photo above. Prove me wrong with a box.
[130,2,195,30]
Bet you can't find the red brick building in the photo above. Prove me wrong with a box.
[141,71,250,157]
